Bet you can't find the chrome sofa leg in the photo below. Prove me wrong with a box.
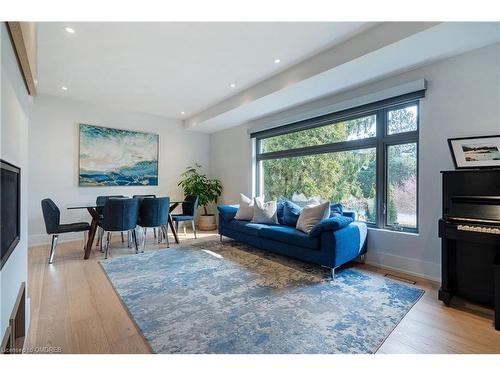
[48,234,59,264]
[220,234,223,242]
[331,268,335,279]
[192,220,197,239]
[359,254,366,263]
[104,232,111,259]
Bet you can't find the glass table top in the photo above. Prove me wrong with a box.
[67,200,187,210]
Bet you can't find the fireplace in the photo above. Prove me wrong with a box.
[1,159,21,270]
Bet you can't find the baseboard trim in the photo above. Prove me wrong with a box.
[364,251,440,283]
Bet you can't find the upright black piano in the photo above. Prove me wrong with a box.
[438,169,500,330]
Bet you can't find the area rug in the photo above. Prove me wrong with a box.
[100,239,424,354]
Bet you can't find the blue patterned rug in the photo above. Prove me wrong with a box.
[100,239,424,354]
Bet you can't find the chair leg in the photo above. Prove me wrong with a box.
[127,231,132,248]
[96,228,101,246]
[331,268,336,279]
[154,228,157,239]
[132,229,139,254]
[83,231,88,251]
[163,225,170,248]
[99,228,104,253]
[192,220,197,239]
[183,222,187,236]
[48,234,59,264]
[121,231,125,243]
[142,227,147,253]
[104,232,111,259]
[157,227,162,244]
[220,234,223,242]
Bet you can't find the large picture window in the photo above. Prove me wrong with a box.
[253,92,422,232]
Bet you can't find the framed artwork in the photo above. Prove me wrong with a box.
[79,124,159,186]
[448,135,500,169]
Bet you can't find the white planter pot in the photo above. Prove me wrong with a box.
[198,214,217,231]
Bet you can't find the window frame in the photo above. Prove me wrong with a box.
[253,92,422,233]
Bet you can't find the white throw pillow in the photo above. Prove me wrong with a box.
[235,194,263,221]
[296,201,330,234]
[251,198,279,224]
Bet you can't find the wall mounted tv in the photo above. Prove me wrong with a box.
[1,159,21,270]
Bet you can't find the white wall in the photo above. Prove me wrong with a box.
[1,23,32,337]
[28,95,210,245]
[210,43,500,281]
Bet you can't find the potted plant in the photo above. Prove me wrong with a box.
[178,164,223,230]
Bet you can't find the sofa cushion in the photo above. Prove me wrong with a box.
[309,215,354,237]
[259,225,319,250]
[282,200,302,227]
[235,194,263,220]
[296,202,330,234]
[252,199,279,224]
[217,205,238,222]
[277,201,285,224]
[226,219,269,236]
[330,203,343,217]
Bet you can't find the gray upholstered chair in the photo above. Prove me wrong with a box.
[133,194,158,240]
[137,197,170,251]
[172,195,199,238]
[100,198,140,259]
[95,195,127,249]
[41,198,90,264]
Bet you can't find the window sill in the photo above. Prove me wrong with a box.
[367,226,419,236]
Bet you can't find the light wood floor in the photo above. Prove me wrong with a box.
[25,231,500,354]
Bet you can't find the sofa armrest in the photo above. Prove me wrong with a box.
[309,215,354,237]
[217,205,239,222]
[342,211,357,220]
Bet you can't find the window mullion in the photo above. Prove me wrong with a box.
[376,108,386,228]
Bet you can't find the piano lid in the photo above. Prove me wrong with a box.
[447,195,500,224]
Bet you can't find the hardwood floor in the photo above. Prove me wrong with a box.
[25,231,500,354]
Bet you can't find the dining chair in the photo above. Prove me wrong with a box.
[133,194,158,240]
[41,198,91,264]
[100,198,140,259]
[137,197,170,251]
[96,195,126,249]
[171,195,199,238]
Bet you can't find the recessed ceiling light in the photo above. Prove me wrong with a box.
[229,83,236,88]
[181,111,185,115]
[61,86,68,91]
[64,27,75,34]
[274,58,281,64]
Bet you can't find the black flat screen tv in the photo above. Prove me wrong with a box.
[1,159,21,270]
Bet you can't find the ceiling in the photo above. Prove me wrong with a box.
[185,22,500,133]
[37,22,374,119]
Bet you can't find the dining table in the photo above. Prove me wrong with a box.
[67,199,186,259]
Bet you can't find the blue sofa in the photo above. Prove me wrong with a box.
[217,203,367,275]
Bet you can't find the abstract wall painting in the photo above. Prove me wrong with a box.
[79,124,159,186]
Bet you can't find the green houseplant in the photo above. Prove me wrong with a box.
[178,164,223,230]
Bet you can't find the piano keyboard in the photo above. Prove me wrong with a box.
[457,224,500,234]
